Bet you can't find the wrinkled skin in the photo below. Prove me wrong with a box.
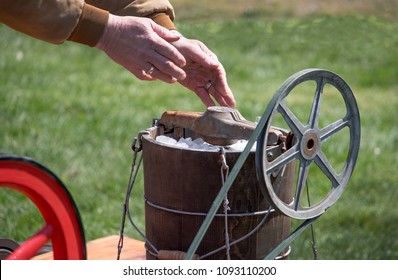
[96,14,236,107]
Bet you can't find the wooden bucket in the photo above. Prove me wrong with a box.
[141,127,294,260]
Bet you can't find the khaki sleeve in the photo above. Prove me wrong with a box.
[67,4,109,47]
[69,1,177,46]
[0,0,85,44]
[146,12,176,30]
[0,0,176,47]
[86,0,176,29]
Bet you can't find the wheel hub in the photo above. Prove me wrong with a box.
[300,129,320,160]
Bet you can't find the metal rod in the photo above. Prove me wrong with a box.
[184,102,276,259]
[264,216,320,260]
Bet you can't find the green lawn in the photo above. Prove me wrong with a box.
[1,6,397,259]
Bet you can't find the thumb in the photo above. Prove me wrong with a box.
[151,22,181,43]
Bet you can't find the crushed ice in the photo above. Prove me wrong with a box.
[155,135,256,152]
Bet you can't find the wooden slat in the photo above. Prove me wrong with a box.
[32,235,146,260]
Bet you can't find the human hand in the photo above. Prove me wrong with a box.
[96,14,186,83]
[170,36,236,108]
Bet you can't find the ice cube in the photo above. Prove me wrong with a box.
[156,135,177,145]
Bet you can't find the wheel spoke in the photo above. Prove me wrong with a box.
[277,101,306,137]
[294,159,310,211]
[308,77,325,128]
[314,150,341,187]
[320,117,350,143]
[266,143,300,175]
[6,224,53,260]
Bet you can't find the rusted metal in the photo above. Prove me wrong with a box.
[158,106,283,146]
[157,250,199,260]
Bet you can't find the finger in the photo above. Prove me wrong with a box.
[143,65,179,83]
[151,22,181,43]
[210,90,229,107]
[205,83,227,107]
[195,87,216,107]
[136,61,181,83]
[214,82,236,107]
[152,43,186,70]
[130,67,155,81]
[150,54,186,81]
[212,88,236,107]
[211,68,237,107]
[223,94,236,107]
[143,63,155,76]
[151,24,186,68]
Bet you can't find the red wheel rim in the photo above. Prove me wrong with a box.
[0,155,86,260]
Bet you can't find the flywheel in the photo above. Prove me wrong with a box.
[256,69,361,219]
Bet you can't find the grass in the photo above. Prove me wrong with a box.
[1,2,398,259]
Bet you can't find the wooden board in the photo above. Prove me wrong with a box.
[32,235,146,260]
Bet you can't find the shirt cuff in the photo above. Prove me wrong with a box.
[68,3,109,47]
[147,12,176,30]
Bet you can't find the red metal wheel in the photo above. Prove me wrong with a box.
[0,154,86,260]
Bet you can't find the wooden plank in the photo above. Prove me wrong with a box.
[32,235,146,260]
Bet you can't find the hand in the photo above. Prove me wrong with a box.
[171,36,236,107]
[96,14,186,83]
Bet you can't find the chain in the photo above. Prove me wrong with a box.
[117,135,144,260]
[306,179,319,260]
[219,147,231,260]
